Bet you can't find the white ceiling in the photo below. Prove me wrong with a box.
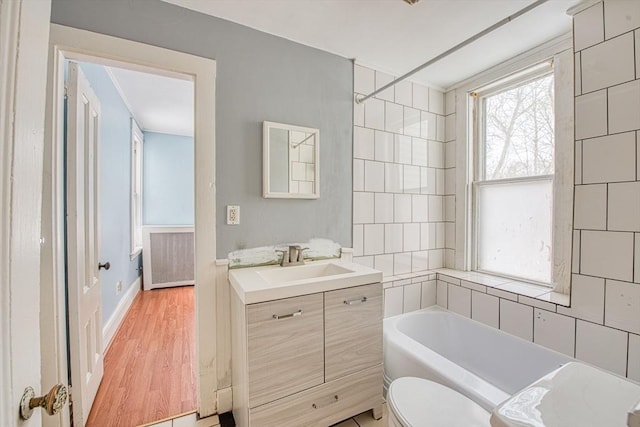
[162,0,580,89]
[106,66,194,137]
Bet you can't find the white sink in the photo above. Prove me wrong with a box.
[257,262,354,284]
[229,260,382,304]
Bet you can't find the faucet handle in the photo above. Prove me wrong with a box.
[297,247,309,262]
[275,249,289,266]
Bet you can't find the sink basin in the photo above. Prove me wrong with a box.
[257,262,354,284]
[229,260,382,304]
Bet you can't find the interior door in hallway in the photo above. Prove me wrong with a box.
[66,62,104,427]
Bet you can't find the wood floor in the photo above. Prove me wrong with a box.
[87,286,196,427]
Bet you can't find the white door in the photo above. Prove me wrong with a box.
[1,0,52,426]
[66,62,104,427]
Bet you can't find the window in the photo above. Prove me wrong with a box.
[130,119,143,258]
[473,66,555,285]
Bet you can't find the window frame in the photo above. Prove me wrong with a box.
[471,64,556,286]
[130,119,144,259]
[450,35,574,295]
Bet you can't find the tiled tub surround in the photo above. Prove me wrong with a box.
[380,269,639,385]
[352,65,451,277]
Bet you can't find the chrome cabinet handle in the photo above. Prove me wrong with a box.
[344,297,367,305]
[272,309,303,320]
[312,395,339,409]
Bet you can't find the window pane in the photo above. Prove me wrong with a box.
[477,179,552,284]
[483,74,554,180]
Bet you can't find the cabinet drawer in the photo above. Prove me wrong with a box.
[247,293,324,407]
[325,283,382,382]
[250,364,383,427]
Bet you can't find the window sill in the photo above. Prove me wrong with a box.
[435,268,570,309]
[130,247,142,260]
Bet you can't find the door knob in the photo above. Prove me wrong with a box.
[20,384,68,420]
[98,261,110,270]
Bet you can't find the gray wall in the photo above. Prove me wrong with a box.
[51,0,353,256]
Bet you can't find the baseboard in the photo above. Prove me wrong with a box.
[102,275,141,353]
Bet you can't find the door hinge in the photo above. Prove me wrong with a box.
[64,85,68,99]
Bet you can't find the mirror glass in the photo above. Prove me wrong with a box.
[263,121,319,199]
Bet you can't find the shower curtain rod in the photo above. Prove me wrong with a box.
[355,0,550,104]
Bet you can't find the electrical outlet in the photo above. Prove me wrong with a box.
[227,205,240,225]
[116,280,123,295]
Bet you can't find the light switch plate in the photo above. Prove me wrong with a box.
[227,205,240,225]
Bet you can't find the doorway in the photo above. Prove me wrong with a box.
[41,24,218,427]
[64,58,196,426]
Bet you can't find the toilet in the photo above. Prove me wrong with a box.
[387,377,490,427]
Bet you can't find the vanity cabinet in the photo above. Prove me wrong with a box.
[231,282,383,427]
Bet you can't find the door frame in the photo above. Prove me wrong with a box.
[41,24,218,426]
[1,1,51,426]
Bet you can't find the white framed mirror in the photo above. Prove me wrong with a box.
[263,121,319,199]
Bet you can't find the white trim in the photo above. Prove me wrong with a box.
[131,118,144,257]
[44,23,218,420]
[453,32,574,287]
[0,1,19,424]
[102,276,141,353]
[566,0,601,17]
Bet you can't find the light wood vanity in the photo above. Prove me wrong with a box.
[230,261,383,427]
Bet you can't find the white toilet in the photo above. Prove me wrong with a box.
[387,377,490,427]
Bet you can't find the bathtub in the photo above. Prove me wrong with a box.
[384,306,572,411]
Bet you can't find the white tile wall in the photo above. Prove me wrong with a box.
[448,284,471,317]
[374,254,394,276]
[375,130,394,162]
[575,319,628,376]
[557,274,605,324]
[413,84,429,111]
[386,102,404,134]
[403,283,422,313]
[604,0,640,39]
[582,132,636,184]
[394,194,412,223]
[436,280,448,307]
[384,286,403,317]
[354,65,374,95]
[364,160,385,192]
[608,181,640,231]
[573,184,607,230]
[354,159,364,191]
[375,71,394,101]
[354,126,375,160]
[353,192,374,224]
[404,107,421,137]
[629,333,640,381]
[533,309,576,357]
[364,98,385,131]
[575,90,607,139]
[500,299,533,341]
[395,80,412,106]
[573,2,604,51]
[608,79,640,133]
[605,279,640,334]
[384,223,403,253]
[374,192,393,223]
[421,280,437,308]
[363,224,384,255]
[581,230,634,281]
[581,32,636,93]
[472,291,499,328]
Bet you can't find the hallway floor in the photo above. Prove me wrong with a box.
[87,286,196,427]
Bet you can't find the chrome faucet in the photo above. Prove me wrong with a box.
[277,245,308,267]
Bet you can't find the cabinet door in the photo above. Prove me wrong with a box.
[247,293,324,407]
[324,283,382,382]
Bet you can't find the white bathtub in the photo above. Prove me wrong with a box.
[384,306,572,411]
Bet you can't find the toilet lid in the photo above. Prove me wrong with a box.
[388,377,490,427]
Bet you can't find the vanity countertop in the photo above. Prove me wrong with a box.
[229,259,382,304]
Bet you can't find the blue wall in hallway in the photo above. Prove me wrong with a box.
[76,61,142,327]
[143,131,194,225]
